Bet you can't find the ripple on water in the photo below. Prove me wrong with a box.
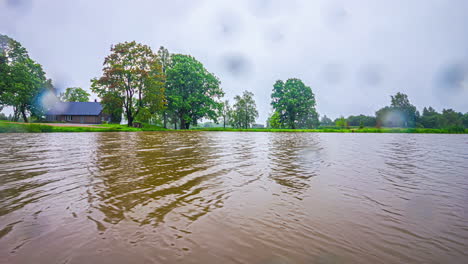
[0,132,467,263]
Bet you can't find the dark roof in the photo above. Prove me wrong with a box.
[46,102,103,116]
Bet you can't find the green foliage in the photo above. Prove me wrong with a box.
[220,100,232,128]
[271,78,319,129]
[60,87,90,102]
[376,92,418,127]
[0,121,167,133]
[320,115,333,126]
[91,41,165,127]
[100,91,123,123]
[335,116,348,128]
[0,34,48,122]
[166,54,224,129]
[463,113,468,128]
[267,111,282,128]
[230,91,258,129]
[347,114,376,127]
[418,107,466,129]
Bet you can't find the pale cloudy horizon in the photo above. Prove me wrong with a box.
[1,0,468,123]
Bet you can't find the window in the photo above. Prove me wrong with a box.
[66,115,73,121]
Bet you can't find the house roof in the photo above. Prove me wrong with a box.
[46,102,103,116]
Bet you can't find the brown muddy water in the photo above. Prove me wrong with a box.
[0,132,467,264]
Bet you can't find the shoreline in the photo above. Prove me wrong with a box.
[1,121,467,134]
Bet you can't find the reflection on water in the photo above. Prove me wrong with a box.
[0,132,467,263]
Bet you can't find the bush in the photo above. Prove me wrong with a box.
[447,126,465,133]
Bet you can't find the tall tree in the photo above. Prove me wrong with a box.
[60,87,90,102]
[91,41,165,127]
[440,109,463,128]
[271,78,319,129]
[0,34,47,122]
[231,91,258,129]
[166,54,224,129]
[390,92,418,127]
[420,106,441,128]
[220,100,232,128]
[376,92,418,127]
[157,46,172,128]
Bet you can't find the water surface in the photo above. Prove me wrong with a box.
[0,132,467,263]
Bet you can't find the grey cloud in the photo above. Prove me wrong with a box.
[320,64,345,85]
[6,0,31,10]
[1,0,468,121]
[358,64,384,87]
[220,53,252,79]
[436,62,468,92]
[321,4,348,28]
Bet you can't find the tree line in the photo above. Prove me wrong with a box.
[90,41,319,129]
[320,92,468,130]
[1,34,467,130]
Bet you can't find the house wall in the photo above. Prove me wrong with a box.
[45,115,103,124]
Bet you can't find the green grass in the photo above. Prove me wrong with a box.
[93,123,167,131]
[189,127,468,134]
[1,121,466,134]
[0,121,166,133]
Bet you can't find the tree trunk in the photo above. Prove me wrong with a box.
[163,112,167,129]
[13,107,19,122]
[223,116,226,129]
[127,111,133,127]
[21,106,28,123]
[180,117,186,130]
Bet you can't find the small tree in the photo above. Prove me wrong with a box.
[231,91,258,129]
[335,116,348,128]
[267,111,281,128]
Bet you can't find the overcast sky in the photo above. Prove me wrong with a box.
[1,0,468,122]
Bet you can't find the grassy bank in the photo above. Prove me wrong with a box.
[0,122,166,133]
[1,121,466,134]
[190,127,468,134]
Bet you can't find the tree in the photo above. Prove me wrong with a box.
[347,115,376,127]
[267,111,281,128]
[0,34,47,122]
[376,92,418,127]
[335,116,348,128]
[440,109,463,128]
[166,54,224,129]
[420,107,441,128]
[220,100,232,128]
[320,115,333,126]
[390,92,418,127]
[463,113,468,128]
[231,91,258,129]
[60,87,90,102]
[157,46,172,128]
[271,78,319,129]
[91,41,165,127]
[100,91,123,123]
